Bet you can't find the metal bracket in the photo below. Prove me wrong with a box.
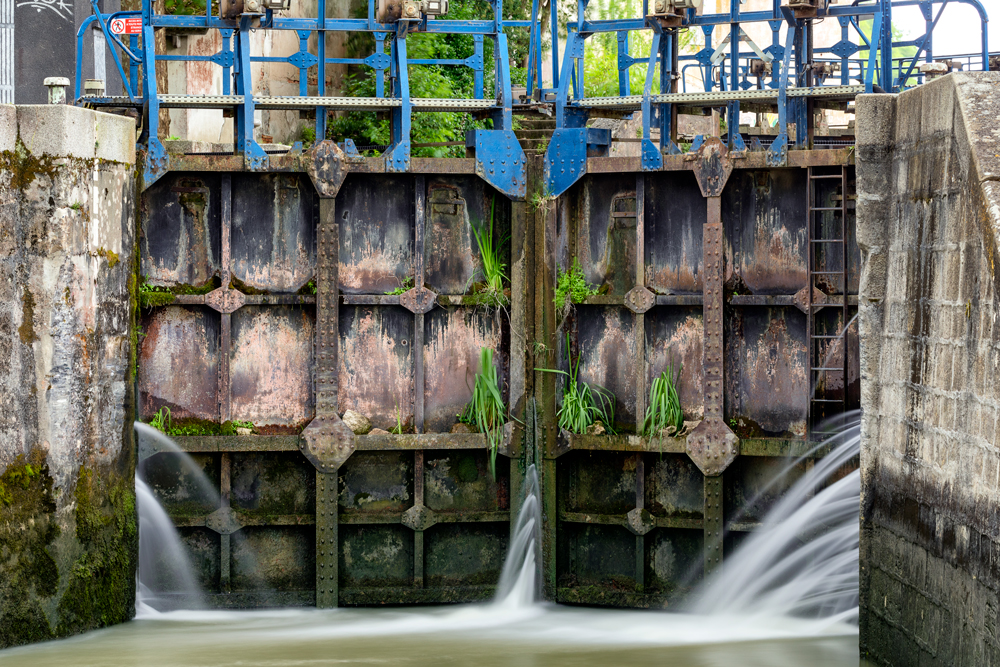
[793,285,826,313]
[244,139,269,171]
[142,137,169,191]
[300,415,356,472]
[626,507,654,536]
[466,129,526,200]
[210,50,236,68]
[686,418,739,476]
[204,287,246,313]
[385,139,411,173]
[399,285,436,313]
[288,50,319,69]
[306,140,349,199]
[691,137,734,198]
[641,138,663,171]
[402,504,437,531]
[544,128,610,197]
[766,133,788,167]
[206,507,244,535]
[624,286,655,313]
[364,51,391,70]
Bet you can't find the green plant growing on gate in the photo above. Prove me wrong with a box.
[148,407,171,434]
[458,347,506,479]
[537,334,616,435]
[385,277,415,296]
[643,362,684,439]
[554,258,600,309]
[470,197,509,308]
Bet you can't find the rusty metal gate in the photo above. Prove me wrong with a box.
[137,143,858,608]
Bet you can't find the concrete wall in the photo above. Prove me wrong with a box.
[858,72,1000,666]
[0,104,138,648]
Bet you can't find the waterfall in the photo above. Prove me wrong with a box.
[494,464,542,608]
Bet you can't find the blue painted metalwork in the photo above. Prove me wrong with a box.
[74,0,990,195]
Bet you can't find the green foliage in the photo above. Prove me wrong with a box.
[164,0,217,16]
[643,363,684,438]
[458,347,506,479]
[537,334,616,435]
[582,0,699,98]
[148,407,171,434]
[554,258,599,308]
[299,280,317,295]
[470,197,509,308]
[385,277,415,296]
[69,201,83,211]
[327,0,530,157]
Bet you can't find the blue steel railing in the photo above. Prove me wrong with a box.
[75,0,990,197]
[540,0,991,195]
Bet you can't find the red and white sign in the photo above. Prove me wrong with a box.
[109,17,142,35]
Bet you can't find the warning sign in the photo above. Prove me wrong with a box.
[109,17,142,35]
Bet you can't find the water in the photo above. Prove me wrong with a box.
[0,423,867,665]
[136,478,204,612]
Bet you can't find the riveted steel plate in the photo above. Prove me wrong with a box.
[624,286,655,314]
[399,286,437,314]
[307,140,348,199]
[205,507,244,535]
[793,284,827,313]
[704,476,724,573]
[626,507,654,535]
[402,504,437,531]
[300,416,356,472]
[204,287,246,313]
[686,419,739,477]
[691,138,734,198]
[315,471,338,608]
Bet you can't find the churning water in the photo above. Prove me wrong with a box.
[0,421,869,666]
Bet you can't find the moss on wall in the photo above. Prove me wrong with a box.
[55,464,137,636]
[0,450,58,649]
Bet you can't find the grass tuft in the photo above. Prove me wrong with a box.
[554,258,599,309]
[538,334,616,435]
[458,347,506,479]
[643,363,684,439]
[470,198,509,308]
[385,277,415,296]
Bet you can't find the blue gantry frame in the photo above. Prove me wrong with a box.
[75,0,991,197]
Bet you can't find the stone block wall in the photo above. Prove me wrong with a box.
[0,104,138,648]
[858,72,1000,666]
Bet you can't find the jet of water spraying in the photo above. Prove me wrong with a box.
[691,412,861,622]
[494,464,542,607]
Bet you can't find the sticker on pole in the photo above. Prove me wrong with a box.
[109,17,142,35]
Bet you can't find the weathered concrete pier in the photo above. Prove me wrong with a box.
[858,71,1000,665]
[0,104,137,647]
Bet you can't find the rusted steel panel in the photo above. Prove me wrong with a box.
[645,453,704,519]
[424,523,506,587]
[646,528,703,593]
[139,306,220,421]
[559,524,636,588]
[230,306,314,428]
[230,452,316,515]
[338,306,413,430]
[576,306,638,428]
[178,528,222,591]
[336,175,413,295]
[646,307,705,421]
[141,451,219,515]
[424,451,508,512]
[231,174,317,293]
[723,170,808,295]
[726,307,808,436]
[339,451,413,512]
[644,172,706,295]
[142,173,222,287]
[560,451,637,515]
[423,177,494,295]
[231,527,315,591]
[422,308,504,433]
[338,525,414,588]
[578,174,637,297]
[723,456,808,524]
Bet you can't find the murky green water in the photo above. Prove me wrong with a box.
[1,605,869,666]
